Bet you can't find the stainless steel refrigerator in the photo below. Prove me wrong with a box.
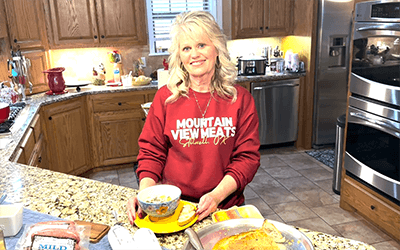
[312,0,354,147]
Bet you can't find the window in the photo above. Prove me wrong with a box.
[146,0,218,55]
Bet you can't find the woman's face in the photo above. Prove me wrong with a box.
[179,31,218,82]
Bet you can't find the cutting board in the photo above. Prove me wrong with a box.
[75,220,110,243]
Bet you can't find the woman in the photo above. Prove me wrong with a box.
[127,11,260,224]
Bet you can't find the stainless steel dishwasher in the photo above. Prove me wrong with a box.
[251,78,300,145]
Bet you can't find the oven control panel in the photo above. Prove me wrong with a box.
[356,1,400,22]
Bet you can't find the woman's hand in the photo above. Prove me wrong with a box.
[196,175,238,221]
[127,177,156,225]
[126,196,146,225]
[196,192,219,221]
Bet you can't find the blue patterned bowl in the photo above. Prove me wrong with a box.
[137,185,181,218]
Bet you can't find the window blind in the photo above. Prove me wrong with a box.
[146,0,215,54]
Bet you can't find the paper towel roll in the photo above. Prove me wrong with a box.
[157,69,170,89]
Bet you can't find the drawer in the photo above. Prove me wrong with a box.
[28,134,44,167]
[90,92,146,113]
[20,128,35,162]
[30,114,41,143]
[341,175,400,241]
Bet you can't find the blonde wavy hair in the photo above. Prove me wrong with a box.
[165,11,237,104]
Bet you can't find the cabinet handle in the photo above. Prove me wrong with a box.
[101,35,105,39]
[142,118,146,121]
[14,39,18,43]
[94,35,98,39]
[48,116,52,120]
[118,102,122,106]
[38,156,42,163]
[266,26,269,30]
[371,205,376,210]
[259,27,263,31]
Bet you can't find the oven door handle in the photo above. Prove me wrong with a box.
[356,24,400,32]
[349,112,400,134]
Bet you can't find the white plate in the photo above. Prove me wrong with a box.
[106,82,122,86]
[65,81,91,87]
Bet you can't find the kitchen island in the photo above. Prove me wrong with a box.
[0,73,376,249]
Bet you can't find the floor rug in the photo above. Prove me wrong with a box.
[305,149,335,169]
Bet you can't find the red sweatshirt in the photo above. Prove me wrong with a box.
[137,85,260,209]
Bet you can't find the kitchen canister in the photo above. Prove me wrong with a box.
[157,69,169,89]
[284,50,293,71]
[291,53,300,72]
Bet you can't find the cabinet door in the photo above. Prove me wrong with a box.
[95,0,146,45]
[232,0,265,39]
[265,0,291,36]
[41,97,91,175]
[93,109,143,167]
[0,1,8,38]
[22,50,50,95]
[4,0,48,50]
[47,0,98,46]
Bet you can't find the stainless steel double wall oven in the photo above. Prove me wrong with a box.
[346,0,400,204]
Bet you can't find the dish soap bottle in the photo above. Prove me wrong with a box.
[113,63,121,83]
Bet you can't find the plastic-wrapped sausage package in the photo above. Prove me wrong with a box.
[15,221,90,250]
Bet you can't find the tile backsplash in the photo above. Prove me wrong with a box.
[48,36,309,83]
[49,46,168,83]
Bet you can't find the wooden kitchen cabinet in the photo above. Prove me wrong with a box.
[87,90,154,167]
[40,97,92,175]
[94,0,147,45]
[232,0,292,39]
[22,50,50,95]
[0,1,8,38]
[46,0,146,48]
[341,175,400,242]
[3,0,48,50]
[2,0,50,95]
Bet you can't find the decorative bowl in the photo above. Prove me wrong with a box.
[133,76,152,86]
[137,185,181,218]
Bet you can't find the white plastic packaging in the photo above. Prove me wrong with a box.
[108,226,162,250]
[0,203,23,237]
[15,221,90,250]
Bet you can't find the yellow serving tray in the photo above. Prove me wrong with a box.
[134,200,198,234]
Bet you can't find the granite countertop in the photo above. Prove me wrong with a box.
[0,73,376,250]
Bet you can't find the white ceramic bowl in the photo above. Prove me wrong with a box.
[0,204,23,237]
[137,185,181,218]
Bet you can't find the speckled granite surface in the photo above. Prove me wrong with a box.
[0,75,375,250]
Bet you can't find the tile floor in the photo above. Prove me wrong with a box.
[83,145,400,250]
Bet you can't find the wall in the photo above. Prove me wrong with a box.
[49,46,168,83]
[227,37,282,60]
